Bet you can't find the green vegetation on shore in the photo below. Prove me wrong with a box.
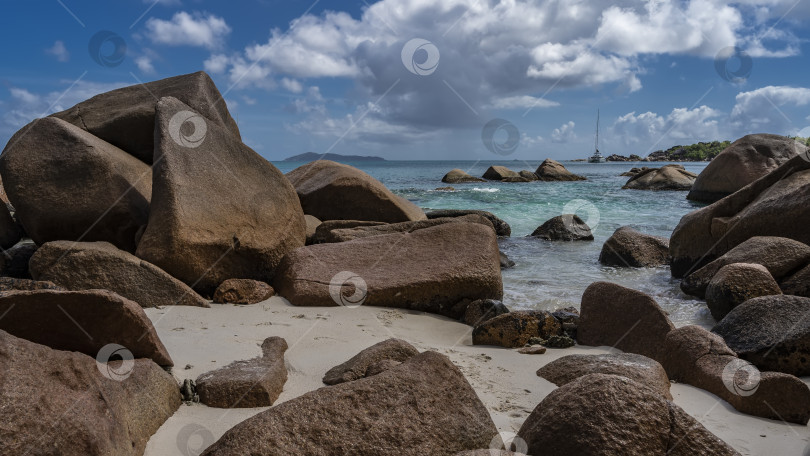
[648,140,732,161]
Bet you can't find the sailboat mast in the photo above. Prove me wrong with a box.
[595,109,599,152]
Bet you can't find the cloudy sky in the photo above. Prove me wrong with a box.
[1,0,809,160]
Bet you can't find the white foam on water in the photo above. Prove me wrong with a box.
[471,187,499,193]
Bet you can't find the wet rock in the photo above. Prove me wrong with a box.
[323,338,419,385]
[442,168,486,183]
[622,164,697,191]
[483,165,520,180]
[599,226,670,267]
[531,214,594,241]
[500,251,515,269]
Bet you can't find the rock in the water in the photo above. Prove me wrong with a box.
[0,203,21,249]
[442,168,487,183]
[435,186,456,191]
[680,236,810,298]
[287,160,425,223]
[0,330,181,456]
[620,167,648,177]
[51,71,240,164]
[317,214,494,243]
[472,311,561,348]
[304,214,321,245]
[519,170,539,181]
[30,240,209,308]
[0,277,62,292]
[463,299,510,326]
[426,209,511,236]
[517,373,739,456]
[577,282,675,361]
[197,336,288,408]
[274,223,503,319]
[705,263,781,321]
[0,242,37,278]
[499,251,515,269]
[669,155,810,278]
[0,289,172,366]
[483,165,520,180]
[537,353,672,399]
[212,278,275,304]
[0,117,152,252]
[201,351,499,455]
[599,226,669,267]
[534,159,586,181]
[531,214,593,241]
[712,295,810,377]
[687,134,804,203]
[323,338,419,385]
[780,263,810,297]
[622,164,697,190]
[136,97,306,296]
[660,325,810,424]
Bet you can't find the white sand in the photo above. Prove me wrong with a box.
[144,297,810,455]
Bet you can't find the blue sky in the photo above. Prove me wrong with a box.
[1,0,809,160]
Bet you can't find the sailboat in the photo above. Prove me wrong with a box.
[588,109,606,163]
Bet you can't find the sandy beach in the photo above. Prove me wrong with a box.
[143,297,810,455]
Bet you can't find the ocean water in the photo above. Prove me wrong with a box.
[274,160,714,328]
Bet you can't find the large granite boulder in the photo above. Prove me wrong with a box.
[0,203,21,249]
[599,226,670,267]
[0,289,172,366]
[442,168,486,183]
[519,170,540,181]
[517,374,739,456]
[537,353,672,399]
[286,160,425,223]
[577,282,675,361]
[482,165,520,180]
[472,311,561,348]
[316,214,494,243]
[51,71,240,164]
[534,159,586,181]
[687,134,803,203]
[323,338,420,385]
[0,117,151,252]
[0,330,181,456]
[622,164,697,190]
[30,240,209,308]
[705,263,781,321]
[201,351,499,455]
[669,155,810,278]
[531,215,593,241]
[136,97,305,296]
[197,337,288,408]
[713,295,810,377]
[426,209,511,236]
[212,278,275,304]
[273,223,503,319]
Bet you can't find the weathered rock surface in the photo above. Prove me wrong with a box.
[310,220,386,244]
[577,282,675,361]
[30,240,209,308]
[0,277,62,292]
[51,71,240,164]
[688,134,804,203]
[317,215,494,243]
[599,226,670,267]
[463,299,510,326]
[136,97,306,296]
[0,330,181,456]
[534,159,586,181]
[472,311,561,348]
[442,168,486,183]
[304,214,321,244]
[781,263,810,297]
[531,214,593,241]
[273,223,503,319]
[0,203,21,249]
[517,373,739,456]
[0,117,152,252]
[287,160,425,223]
[622,164,697,190]
[201,351,499,455]
[519,170,539,181]
[212,278,275,304]
[322,338,419,385]
[426,209,511,236]
[705,263,781,321]
[537,353,672,399]
[197,337,288,408]
[713,295,810,377]
[0,242,36,278]
[483,165,520,180]
[0,289,172,366]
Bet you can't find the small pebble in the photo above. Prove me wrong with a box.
[518,346,547,355]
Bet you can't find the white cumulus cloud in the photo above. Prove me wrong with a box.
[145,11,231,49]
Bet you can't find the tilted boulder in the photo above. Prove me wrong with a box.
[322,338,420,385]
[599,226,669,267]
[426,209,511,236]
[535,159,586,181]
[472,311,561,348]
[483,165,520,180]
[531,214,593,241]
[705,263,781,321]
[622,164,697,191]
[442,168,486,183]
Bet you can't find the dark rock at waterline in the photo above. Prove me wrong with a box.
[500,251,515,269]
[482,165,520,180]
[322,338,419,385]
[463,299,510,326]
[622,164,697,190]
[705,263,781,321]
[442,168,486,183]
[472,310,561,348]
[534,159,586,181]
[531,214,593,241]
[599,226,670,267]
[426,209,511,237]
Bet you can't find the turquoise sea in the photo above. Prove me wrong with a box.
[274,160,713,328]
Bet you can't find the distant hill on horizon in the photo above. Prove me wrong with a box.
[282,152,386,162]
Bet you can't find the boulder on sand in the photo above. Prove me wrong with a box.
[135,97,306,296]
[482,165,521,180]
[273,223,503,319]
[705,263,781,321]
[30,240,209,308]
[51,71,240,164]
[200,351,499,455]
[472,311,561,348]
[426,209,511,236]
[622,164,697,190]
[442,168,486,183]
[0,330,181,456]
[534,159,586,181]
[530,214,593,241]
[599,226,669,267]
[322,338,420,385]
[0,117,152,252]
[212,278,275,304]
[687,134,804,203]
[287,160,425,223]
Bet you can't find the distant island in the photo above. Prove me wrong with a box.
[595,140,733,162]
[283,152,386,162]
